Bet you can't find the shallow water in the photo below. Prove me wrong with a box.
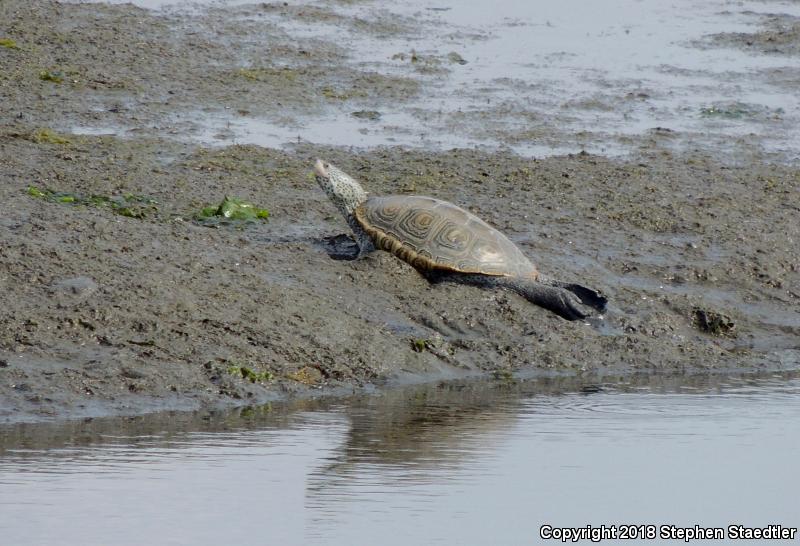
[69,0,800,160]
[2,372,799,545]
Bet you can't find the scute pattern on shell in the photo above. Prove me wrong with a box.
[355,195,539,278]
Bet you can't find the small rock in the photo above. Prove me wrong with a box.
[351,110,381,121]
[447,51,468,65]
[121,367,146,379]
[580,385,604,394]
[51,276,98,297]
[286,366,323,386]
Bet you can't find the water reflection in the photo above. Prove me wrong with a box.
[1,371,799,545]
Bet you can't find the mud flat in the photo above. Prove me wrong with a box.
[1,1,798,423]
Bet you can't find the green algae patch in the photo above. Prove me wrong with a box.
[227,364,273,384]
[195,196,269,227]
[700,104,751,119]
[236,67,298,82]
[27,186,48,198]
[411,338,429,353]
[29,128,71,145]
[104,194,159,218]
[0,38,18,49]
[699,102,781,120]
[320,85,367,101]
[39,70,64,83]
[26,186,158,219]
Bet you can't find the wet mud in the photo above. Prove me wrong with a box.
[0,1,798,423]
[707,12,800,56]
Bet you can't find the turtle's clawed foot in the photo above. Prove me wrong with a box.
[516,281,605,321]
[553,290,596,321]
[561,283,608,314]
[321,233,360,261]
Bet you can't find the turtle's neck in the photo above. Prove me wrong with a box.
[331,185,368,221]
[314,160,369,219]
[326,183,370,250]
[314,159,373,254]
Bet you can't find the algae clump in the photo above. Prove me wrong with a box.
[236,67,297,82]
[0,38,18,49]
[30,128,71,145]
[227,365,273,384]
[27,186,48,198]
[321,86,367,100]
[39,70,64,83]
[411,338,429,352]
[195,196,270,227]
[26,186,158,218]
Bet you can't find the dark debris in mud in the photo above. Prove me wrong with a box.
[693,308,737,338]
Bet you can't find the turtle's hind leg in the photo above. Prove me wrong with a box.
[426,272,602,321]
[499,277,599,320]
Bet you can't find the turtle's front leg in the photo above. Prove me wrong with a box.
[356,237,376,258]
[345,216,376,258]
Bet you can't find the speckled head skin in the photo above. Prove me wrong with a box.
[315,158,374,254]
[314,159,368,219]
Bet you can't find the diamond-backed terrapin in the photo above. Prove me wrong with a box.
[314,159,607,320]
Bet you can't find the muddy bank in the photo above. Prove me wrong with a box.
[2,136,798,423]
[1,1,799,423]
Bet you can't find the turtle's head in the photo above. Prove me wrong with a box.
[314,158,368,217]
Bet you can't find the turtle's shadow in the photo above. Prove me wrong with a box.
[318,233,360,261]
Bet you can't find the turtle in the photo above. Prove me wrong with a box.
[313,159,607,320]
